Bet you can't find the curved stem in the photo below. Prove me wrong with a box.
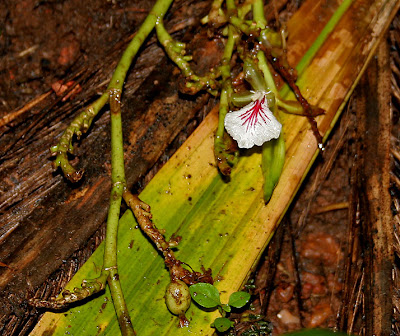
[100,2,177,327]
[155,19,219,94]
[52,92,109,182]
[108,0,174,92]
[53,0,174,181]
[237,0,252,20]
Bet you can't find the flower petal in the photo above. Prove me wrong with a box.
[224,93,282,149]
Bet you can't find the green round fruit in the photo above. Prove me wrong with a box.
[165,280,191,315]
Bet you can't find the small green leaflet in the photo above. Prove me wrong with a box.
[212,317,233,332]
[228,291,251,308]
[221,304,231,313]
[189,283,221,308]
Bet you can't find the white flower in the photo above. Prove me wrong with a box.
[224,91,282,149]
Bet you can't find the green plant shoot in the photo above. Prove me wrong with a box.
[189,283,251,333]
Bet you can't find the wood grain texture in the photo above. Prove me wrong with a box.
[355,39,393,336]
[0,0,214,315]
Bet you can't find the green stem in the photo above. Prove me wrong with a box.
[53,0,174,181]
[262,130,285,202]
[101,1,176,334]
[214,24,239,175]
[216,24,237,138]
[226,0,235,11]
[295,0,353,75]
[155,19,219,94]
[256,51,278,95]
[237,0,252,20]
[102,89,133,335]
[229,16,252,35]
[108,90,127,188]
[155,21,192,77]
[280,0,353,97]
[52,92,109,182]
[217,86,231,138]
[103,92,126,276]
[108,0,174,92]
[253,0,267,28]
[204,0,227,25]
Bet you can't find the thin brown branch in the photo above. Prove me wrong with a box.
[348,272,364,334]
[0,92,51,128]
[123,191,213,285]
[260,44,323,147]
[310,202,349,215]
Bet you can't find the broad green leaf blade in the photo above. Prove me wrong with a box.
[189,283,221,309]
[212,317,233,333]
[221,304,231,313]
[228,291,251,308]
[30,0,400,335]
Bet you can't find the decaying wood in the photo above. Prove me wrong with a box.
[390,16,400,334]
[0,56,211,315]
[0,92,52,128]
[354,39,393,336]
[0,0,214,318]
[256,219,287,316]
[337,108,363,333]
[295,112,351,237]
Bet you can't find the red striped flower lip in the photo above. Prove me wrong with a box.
[224,91,282,149]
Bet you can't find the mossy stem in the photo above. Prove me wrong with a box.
[52,92,109,182]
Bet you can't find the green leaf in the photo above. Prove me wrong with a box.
[212,317,233,332]
[228,291,251,308]
[189,283,221,308]
[221,304,231,313]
